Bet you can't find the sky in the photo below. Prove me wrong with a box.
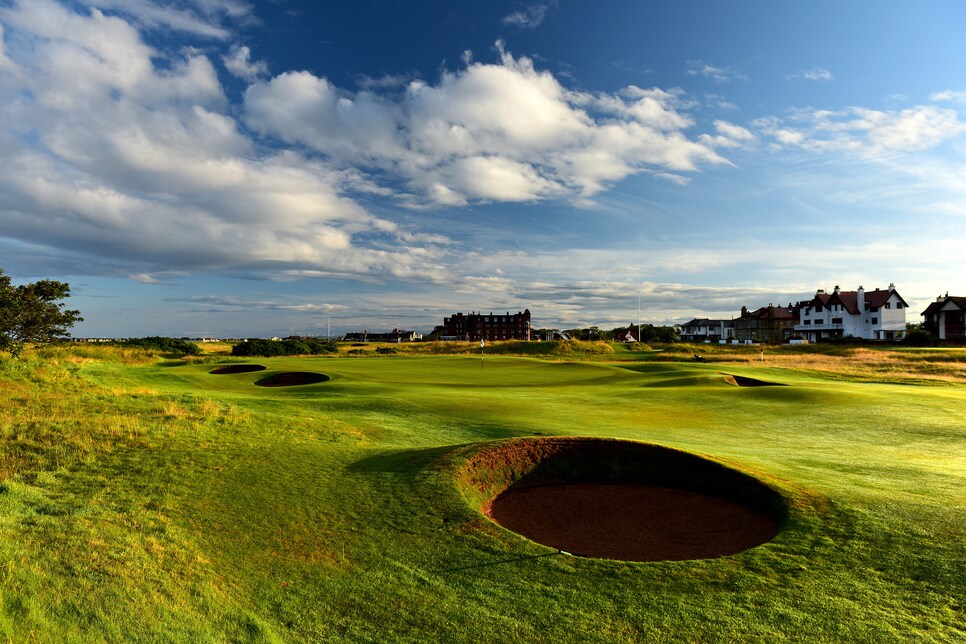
[1,0,965,338]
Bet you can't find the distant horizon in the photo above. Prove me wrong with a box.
[64,283,930,341]
[2,1,964,338]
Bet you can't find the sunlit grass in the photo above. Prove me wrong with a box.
[0,344,963,640]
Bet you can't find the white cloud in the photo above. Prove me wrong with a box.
[75,0,253,39]
[699,120,757,149]
[222,44,267,81]
[930,90,966,104]
[178,295,349,313]
[0,23,16,73]
[686,60,748,84]
[788,67,834,82]
[130,273,162,284]
[501,3,553,29]
[0,0,449,283]
[758,105,966,153]
[245,43,728,205]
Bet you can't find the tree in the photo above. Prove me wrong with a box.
[0,269,83,356]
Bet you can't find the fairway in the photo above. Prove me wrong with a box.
[0,347,963,641]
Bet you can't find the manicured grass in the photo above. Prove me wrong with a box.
[0,344,963,641]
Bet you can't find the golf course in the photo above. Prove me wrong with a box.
[0,342,963,641]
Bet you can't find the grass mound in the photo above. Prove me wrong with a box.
[209,364,267,375]
[456,437,786,561]
[253,371,331,387]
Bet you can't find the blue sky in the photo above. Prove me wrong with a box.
[1,0,964,337]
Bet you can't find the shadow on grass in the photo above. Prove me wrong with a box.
[158,360,189,367]
[435,551,562,573]
[346,445,466,479]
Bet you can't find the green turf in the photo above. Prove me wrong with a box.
[0,346,963,641]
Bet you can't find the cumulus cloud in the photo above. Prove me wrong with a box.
[0,0,448,283]
[245,43,729,206]
[222,44,267,80]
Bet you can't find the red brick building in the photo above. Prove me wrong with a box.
[441,310,531,341]
[734,304,799,343]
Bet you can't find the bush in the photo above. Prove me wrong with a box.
[230,338,337,357]
[375,346,398,355]
[121,337,202,356]
[903,330,939,347]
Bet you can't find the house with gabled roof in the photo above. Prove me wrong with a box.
[679,318,734,342]
[734,303,799,343]
[794,284,908,341]
[921,294,966,340]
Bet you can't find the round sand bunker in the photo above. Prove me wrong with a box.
[488,483,778,561]
[254,372,330,387]
[461,437,785,562]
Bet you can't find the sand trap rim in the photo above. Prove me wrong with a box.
[254,371,331,387]
[209,364,268,375]
[455,437,789,536]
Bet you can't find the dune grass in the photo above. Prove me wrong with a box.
[0,344,963,641]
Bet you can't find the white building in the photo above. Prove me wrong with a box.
[795,284,907,341]
[679,318,735,342]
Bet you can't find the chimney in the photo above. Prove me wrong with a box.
[889,283,895,291]
[857,285,864,311]
[833,285,841,295]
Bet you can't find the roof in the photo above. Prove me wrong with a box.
[681,318,734,327]
[744,305,796,320]
[922,296,966,316]
[806,287,908,314]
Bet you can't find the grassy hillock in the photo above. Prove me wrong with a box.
[0,344,963,640]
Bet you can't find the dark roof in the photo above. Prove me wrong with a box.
[744,305,796,320]
[681,318,733,327]
[922,296,966,316]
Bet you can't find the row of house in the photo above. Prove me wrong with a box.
[680,284,922,343]
[336,287,966,346]
[342,329,423,343]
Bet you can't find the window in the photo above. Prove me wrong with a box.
[832,317,843,324]
[871,317,878,324]
[869,306,878,313]
[896,303,904,309]
[803,320,811,325]
[885,303,891,309]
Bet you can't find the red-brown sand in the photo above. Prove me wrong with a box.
[486,483,779,562]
